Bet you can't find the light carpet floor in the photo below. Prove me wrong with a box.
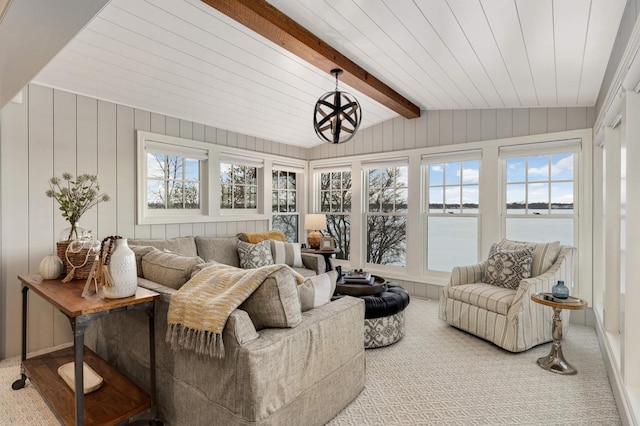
[0,298,621,425]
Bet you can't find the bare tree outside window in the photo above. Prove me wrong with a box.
[221,163,257,209]
[147,153,200,209]
[272,170,298,242]
[320,171,351,259]
[366,167,408,266]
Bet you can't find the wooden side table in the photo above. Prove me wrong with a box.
[531,292,588,375]
[11,274,161,425]
[301,248,340,272]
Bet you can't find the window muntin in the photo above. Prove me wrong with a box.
[505,153,574,215]
[504,153,575,245]
[320,171,351,259]
[426,159,480,272]
[365,166,407,267]
[220,163,257,209]
[147,153,201,210]
[272,170,298,242]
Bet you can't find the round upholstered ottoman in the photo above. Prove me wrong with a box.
[360,283,410,348]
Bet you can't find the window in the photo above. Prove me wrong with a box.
[272,169,299,242]
[137,131,209,224]
[364,161,408,267]
[219,155,262,211]
[424,153,480,272]
[501,141,579,245]
[147,153,201,210]
[319,170,351,259]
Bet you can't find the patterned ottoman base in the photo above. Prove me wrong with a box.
[364,310,405,348]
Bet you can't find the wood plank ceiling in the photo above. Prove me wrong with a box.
[32,0,626,148]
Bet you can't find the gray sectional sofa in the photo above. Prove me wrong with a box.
[85,235,365,426]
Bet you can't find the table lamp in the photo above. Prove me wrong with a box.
[304,214,327,249]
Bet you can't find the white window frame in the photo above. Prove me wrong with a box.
[219,153,263,214]
[498,139,581,247]
[137,131,306,225]
[316,165,353,259]
[272,162,305,242]
[422,150,482,273]
[362,158,409,269]
[137,131,212,225]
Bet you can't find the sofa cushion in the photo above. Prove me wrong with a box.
[446,283,516,316]
[130,245,156,277]
[195,236,240,267]
[483,246,533,289]
[291,266,317,278]
[128,236,198,257]
[497,239,561,277]
[141,248,204,290]
[240,266,302,330]
[270,240,304,268]
[298,271,338,312]
[237,240,274,269]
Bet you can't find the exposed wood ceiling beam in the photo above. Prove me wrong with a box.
[201,0,421,119]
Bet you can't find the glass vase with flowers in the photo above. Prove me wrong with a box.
[47,173,110,280]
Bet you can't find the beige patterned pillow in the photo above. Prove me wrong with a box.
[237,240,274,269]
[141,249,204,290]
[483,246,533,290]
[240,266,302,330]
[298,271,338,312]
[498,239,561,277]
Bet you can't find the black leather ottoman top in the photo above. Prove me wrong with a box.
[335,282,410,320]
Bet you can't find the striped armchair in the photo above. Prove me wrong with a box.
[438,240,576,352]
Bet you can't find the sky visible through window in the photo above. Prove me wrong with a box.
[506,153,573,214]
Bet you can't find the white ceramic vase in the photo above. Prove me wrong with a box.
[39,254,64,280]
[103,238,137,299]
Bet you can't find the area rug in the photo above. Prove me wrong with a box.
[0,298,621,425]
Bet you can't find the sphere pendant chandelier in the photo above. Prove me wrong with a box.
[313,69,362,144]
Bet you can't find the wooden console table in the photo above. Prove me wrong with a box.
[11,274,161,425]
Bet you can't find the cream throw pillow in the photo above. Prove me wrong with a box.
[298,271,338,312]
[141,248,204,290]
[270,240,304,268]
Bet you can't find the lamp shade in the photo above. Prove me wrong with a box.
[304,214,327,231]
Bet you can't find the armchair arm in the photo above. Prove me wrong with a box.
[509,246,576,320]
[448,260,487,286]
[301,253,326,275]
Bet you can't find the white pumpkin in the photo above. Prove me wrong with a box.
[39,254,64,280]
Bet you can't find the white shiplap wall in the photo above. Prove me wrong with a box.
[309,107,596,160]
[0,84,307,358]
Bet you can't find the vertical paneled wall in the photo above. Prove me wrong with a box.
[0,84,307,358]
[309,107,596,160]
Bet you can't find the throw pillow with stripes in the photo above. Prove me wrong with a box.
[270,240,304,268]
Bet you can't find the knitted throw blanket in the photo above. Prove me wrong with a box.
[166,263,290,358]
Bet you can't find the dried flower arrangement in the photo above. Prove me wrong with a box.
[46,172,111,242]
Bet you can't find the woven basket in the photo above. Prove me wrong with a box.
[56,241,94,280]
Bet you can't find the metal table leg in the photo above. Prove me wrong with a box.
[71,315,92,425]
[11,286,29,390]
[537,307,577,375]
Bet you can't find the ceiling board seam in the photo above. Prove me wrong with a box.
[575,0,593,105]
[514,0,540,106]
[115,2,320,101]
[416,1,489,108]
[445,0,505,108]
[552,0,558,105]
[479,1,522,107]
[413,0,487,105]
[381,0,465,108]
